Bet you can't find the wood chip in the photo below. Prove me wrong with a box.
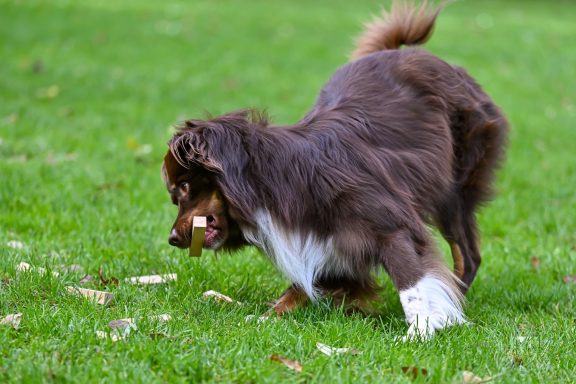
[16,262,59,277]
[462,371,497,383]
[96,330,124,342]
[316,342,362,356]
[0,313,22,329]
[245,314,272,323]
[124,273,177,285]
[270,354,303,372]
[7,240,25,249]
[189,216,207,257]
[150,313,172,323]
[108,314,172,330]
[66,286,113,305]
[203,290,241,304]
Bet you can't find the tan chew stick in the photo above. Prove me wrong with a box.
[189,216,207,257]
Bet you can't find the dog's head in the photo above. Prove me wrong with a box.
[162,111,263,253]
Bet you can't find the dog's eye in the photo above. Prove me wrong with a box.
[179,182,189,193]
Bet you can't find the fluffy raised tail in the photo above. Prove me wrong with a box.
[351,1,443,60]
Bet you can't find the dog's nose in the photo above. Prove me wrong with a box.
[168,229,181,247]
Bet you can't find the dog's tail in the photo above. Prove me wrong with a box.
[351,1,443,60]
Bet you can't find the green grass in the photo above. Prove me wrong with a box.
[1,0,575,382]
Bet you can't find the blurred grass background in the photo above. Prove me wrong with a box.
[1,0,575,382]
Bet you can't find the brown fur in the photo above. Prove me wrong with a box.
[163,2,508,312]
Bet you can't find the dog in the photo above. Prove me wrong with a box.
[162,1,508,339]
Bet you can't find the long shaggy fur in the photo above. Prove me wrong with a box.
[164,1,508,333]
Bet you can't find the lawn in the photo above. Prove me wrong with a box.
[1,0,575,382]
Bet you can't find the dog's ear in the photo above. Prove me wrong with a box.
[168,110,263,176]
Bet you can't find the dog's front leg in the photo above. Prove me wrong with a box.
[272,284,309,315]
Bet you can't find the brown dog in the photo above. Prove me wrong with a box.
[162,2,507,339]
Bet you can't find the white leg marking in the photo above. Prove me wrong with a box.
[399,274,466,340]
[242,210,333,300]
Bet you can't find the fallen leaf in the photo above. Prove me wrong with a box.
[530,256,540,271]
[316,342,362,356]
[203,290,241,304]
[510,351,523,367]
[32,60,44,73]
[127,138,152,157]
[0,313,22,329]
[563,275,576,284]
[270,354,303,373]
[46,152,78,165]
[7,240,25,249]
[401,366,428,380]
[36,85,60,99]
[148,332,176,340]
[98,267,119,286]
[517,336,527,343]
[108,318,136,330]
[79,274,94,285]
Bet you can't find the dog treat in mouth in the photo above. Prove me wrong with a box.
[189,216,207,257]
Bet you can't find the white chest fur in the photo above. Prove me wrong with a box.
[242,210,335,300]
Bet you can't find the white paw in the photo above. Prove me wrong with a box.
[399,275,466,340]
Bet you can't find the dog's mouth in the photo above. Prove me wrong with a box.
[202,214,224,249]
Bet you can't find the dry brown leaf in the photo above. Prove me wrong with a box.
[530,256,540,271]
[270,354,303,373]
[401,366,428,380]
[36,85,60,99]
[0,313,22,329]
[148,332,176,340]
[563,275,576,284]
[98,267,119,286]
[316,342,362,356]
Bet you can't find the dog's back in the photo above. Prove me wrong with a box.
[310,1,508,289]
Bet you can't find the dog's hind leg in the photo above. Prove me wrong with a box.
[380,229,465,340]
[436,199,481,294]
[439,94,508,293]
